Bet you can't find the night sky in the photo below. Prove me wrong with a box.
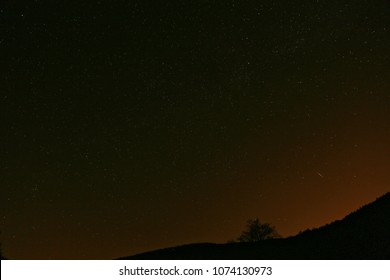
[1,1,389,259]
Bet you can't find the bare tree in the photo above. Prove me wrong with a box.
[237,218,280,242]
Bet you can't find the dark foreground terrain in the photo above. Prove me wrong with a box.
[119,193,390,259]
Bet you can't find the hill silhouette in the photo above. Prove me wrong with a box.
[119,193,390,259]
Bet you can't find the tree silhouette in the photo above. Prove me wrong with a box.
[237,218,280,242]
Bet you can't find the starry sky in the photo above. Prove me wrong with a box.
[1,1,389,259]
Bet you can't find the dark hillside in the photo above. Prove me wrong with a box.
[119,193,390,259]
